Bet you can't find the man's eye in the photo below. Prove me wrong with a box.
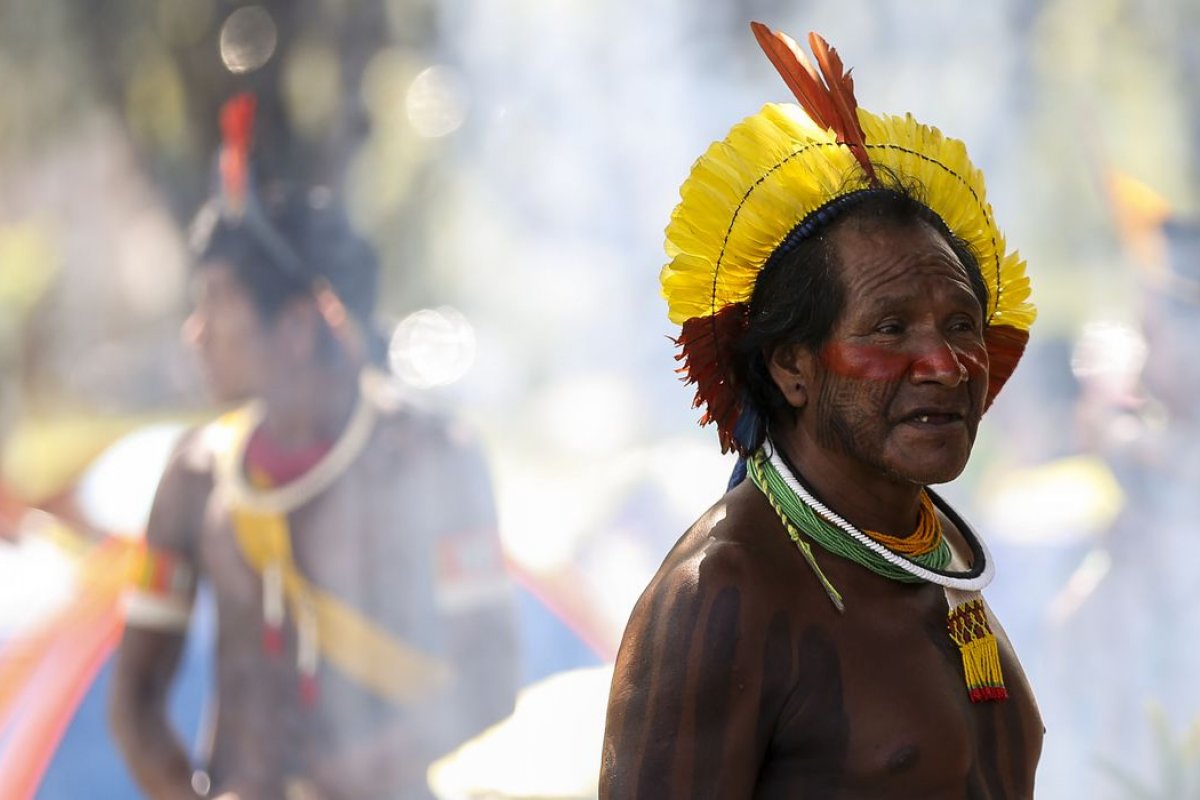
[948,317,980,334]
[875,322,903,335]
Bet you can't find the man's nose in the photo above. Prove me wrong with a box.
[910,337,968,386]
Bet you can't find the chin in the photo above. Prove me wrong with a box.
[885,427,977,486]
[903,463,968,487]
[883,449,971,487]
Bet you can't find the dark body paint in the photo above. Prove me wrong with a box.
[600,480,1042,799]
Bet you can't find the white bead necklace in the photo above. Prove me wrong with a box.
[216,372,378,515]
[765,443,995,591]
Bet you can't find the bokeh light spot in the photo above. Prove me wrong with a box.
[388,306,477,388]
[405,65,469,138]
[219,6,278,75]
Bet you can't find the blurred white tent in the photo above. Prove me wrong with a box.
[429,666,611,800]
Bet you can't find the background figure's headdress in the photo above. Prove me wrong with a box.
[662,23,1036,454]
[192,91,369,365]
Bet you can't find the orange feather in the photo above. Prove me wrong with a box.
[750,22,837,131]
[751,23,877,184]
[219,92,257,213]
[807,33,875,183]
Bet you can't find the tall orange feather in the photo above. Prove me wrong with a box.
[219,92,257,215]
[750,22,837,130]
[807,33,875,184]
[750,22,877,185]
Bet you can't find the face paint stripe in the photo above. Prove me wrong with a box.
[821,342,912,382]
[633,584,706,797]
[792,626,850,798]
[756,610,794,756]
[606,582,668,796]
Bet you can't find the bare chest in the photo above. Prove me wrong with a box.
[196,456,442,655]
[760,586,1042,799]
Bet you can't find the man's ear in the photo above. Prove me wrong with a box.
[767,343,817,410]
[274,297,322,361]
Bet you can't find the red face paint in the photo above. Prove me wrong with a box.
[820,340,989,384]
[819,342,914,382]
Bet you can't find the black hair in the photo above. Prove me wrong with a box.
[190,184,379,325]
[732,180,989,443]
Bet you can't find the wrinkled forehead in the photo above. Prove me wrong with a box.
[829,217,975,300]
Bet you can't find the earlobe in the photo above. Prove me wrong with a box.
[767,344,815,410]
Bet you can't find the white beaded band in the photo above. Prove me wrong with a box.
[214,372,378,515]
[765,443,995,591]
[122,590,193,632]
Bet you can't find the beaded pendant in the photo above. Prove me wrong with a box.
[947,596,1007,702]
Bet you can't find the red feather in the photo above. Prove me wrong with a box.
[219,92,257,213]
[750,23,877,184]
[750,22,837,131]
[983,324,1029,411]
[807,33,875,183]
[675,303,750,454]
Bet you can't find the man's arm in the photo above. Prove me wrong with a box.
[109,628,199,799]
[600,539,778,800]
[108,432,206,800]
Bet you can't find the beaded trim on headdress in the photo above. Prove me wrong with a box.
[661,23,1036,454]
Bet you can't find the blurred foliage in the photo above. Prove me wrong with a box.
[0,0,454,414]
[1100,706,1200,799]
[70,0,420,217]
[1026,0,1200,328]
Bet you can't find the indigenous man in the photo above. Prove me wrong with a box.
[601,24,1042,798]
[109,95,518,800]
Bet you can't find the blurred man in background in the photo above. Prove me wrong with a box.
[108,96,518,800]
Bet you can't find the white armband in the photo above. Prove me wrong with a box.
[122,589,193,632]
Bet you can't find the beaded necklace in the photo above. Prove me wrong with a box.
[749,451,952,585]
[748,444,1007,702]
[755,446,993,590]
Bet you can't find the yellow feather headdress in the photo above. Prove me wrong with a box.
[663,23,1035,454]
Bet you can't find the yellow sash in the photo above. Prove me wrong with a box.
[216,405,450,706]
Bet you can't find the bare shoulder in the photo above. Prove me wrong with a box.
[653,479,804,605]
[360,394,495,534]
[603,480,816,796]
[618,479,809,666]
[144,424,217,553]
[156,421,222,503]
[166,424,219,479]
[367,392,483,465]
